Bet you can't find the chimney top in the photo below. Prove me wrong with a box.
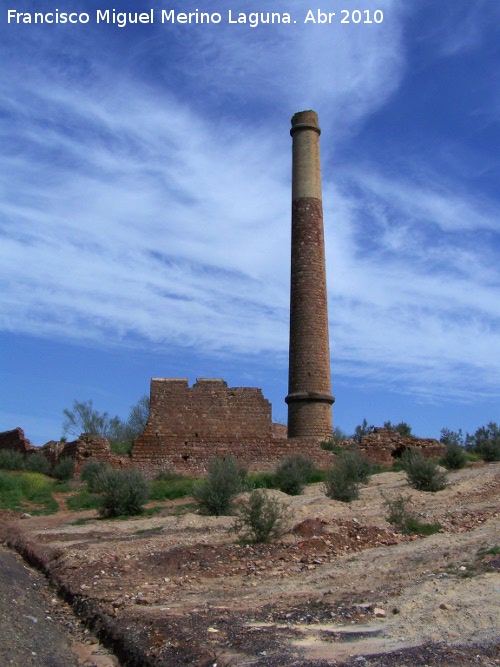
[290,110,321,136]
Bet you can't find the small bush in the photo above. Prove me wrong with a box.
[247,471,277,489]
[465,422,500,461]
[109,440,133,457]
[477,439,500,462]
[401,449,447,492]
[0,450,25,471]
[320,426,350,452]
[384,421,413,437]
[441,444,467,470]
[81,460,111,492]
[353,418,373,442]
[194,455,244,516]
[25,452,51,475]
[233,490,290,543]
[274,455,316,496]
[52,457,75,481]
[96,468,149,518]
[383,493,441,536]
[323,448,372,503]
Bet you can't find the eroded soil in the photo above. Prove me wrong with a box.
[1,463,499,666]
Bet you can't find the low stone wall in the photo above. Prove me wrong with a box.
[354,428,446,467]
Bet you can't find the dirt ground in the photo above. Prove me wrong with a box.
[1,462,499,666]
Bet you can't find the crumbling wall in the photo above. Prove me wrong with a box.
[132,378,333,476]
[41,434,127,475]
[0,428,34,454]
[354,428,446,467]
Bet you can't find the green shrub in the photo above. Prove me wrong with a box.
[353,418,373,442]
[233,490,290,543]
[324,466,359,502]
[323,448,372,503]
[109,440,133,456]
[465,422,500,461]
[440,428,464,447]
[274,455,316,496]
[477,439,500,462]
[81,460,111,492]
[441,444,467,470]
[0,449,25,471]
[96,468,149,518]
[383,493,441,535]
[320,426,350,452]
[52,457,75,481]
[25,452,51,475]
[247,471,277,489]
[401,449,447,492]
[194,455,244,516]
[384,421,413,436]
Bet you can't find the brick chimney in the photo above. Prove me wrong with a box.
[285,110,334,438]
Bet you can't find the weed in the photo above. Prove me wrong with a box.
[274,455,316,495]
[0,471,58,514]
[25,452,51,475]
[401,449,447,492]
[134,525,163,535]
[0,450,25,471]
[441,444,467,470]
[194,455,244,516]
[109,440,133,457]
[477,545,500,558]
[324,448,372,503]
[233,489,290,543]
[95,468,149,518]
[382,492,441,535]
[52,457,75,481]
[81,460,111,492]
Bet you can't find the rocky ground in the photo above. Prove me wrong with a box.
[0,462,499,666]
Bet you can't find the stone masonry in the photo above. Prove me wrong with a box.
[354,428,446,467]
[132,378,333,476]
[0,428,34,454]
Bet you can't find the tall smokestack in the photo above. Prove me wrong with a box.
[286,110,334,438]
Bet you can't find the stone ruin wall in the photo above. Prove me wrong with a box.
[0,427,35,454]
[41,435,127,476]
[131,378,333,476]
[354,427,446,467]
[0,396,447,478]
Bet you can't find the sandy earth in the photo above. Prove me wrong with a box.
[0,462,499,666]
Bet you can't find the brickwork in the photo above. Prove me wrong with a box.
[132,378,334,476]
[352,428,446,467]
[286,110,334,438]
[41,434,126,475]
[0,427,34,454]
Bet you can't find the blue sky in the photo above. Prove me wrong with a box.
[1,0,499,445]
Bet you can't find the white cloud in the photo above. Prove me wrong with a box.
[0,0,499,406]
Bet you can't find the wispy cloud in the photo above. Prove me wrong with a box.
[0,0,498,408]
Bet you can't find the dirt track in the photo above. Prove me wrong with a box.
[1,462,499,666]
